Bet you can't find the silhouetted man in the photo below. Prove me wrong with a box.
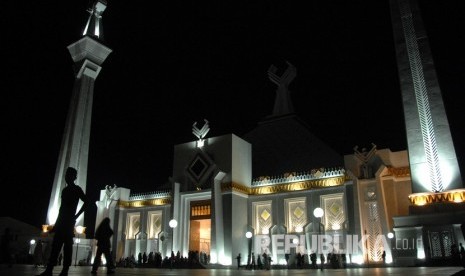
[236,253,241,269]
[37,167,90,276]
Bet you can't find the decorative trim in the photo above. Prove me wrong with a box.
[119,197,172,208]
[385,166,410,177]
[129,190,171,201]
[252,167,346,186]
[222,175,346,195]
[408,189,465,206]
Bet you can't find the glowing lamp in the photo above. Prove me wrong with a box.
[313,207,324,218]
[169,219,178,229]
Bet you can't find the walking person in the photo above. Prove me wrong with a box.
[91,217,115,274]
[36,167,91,276]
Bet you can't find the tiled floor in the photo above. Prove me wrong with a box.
[3,265,464,276]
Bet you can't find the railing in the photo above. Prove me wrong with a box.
[129,190,171,200]
[252,167,346,187]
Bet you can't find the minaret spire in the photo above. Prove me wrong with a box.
[390,0,462,193]
[267,61,296,116]
[46,0,112,228]
[83,0,107,40]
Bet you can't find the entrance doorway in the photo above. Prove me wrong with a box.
[189,200,211,257]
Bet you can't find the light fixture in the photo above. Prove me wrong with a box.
[245,231,252,239]
[169,219,178,228]
[332,224,340,230]
[313,207,324,218]
[76,225,85,235]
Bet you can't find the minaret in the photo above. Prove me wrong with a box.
[390,0,462,194]
[47,0,112,227]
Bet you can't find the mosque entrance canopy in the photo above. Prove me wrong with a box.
[189,200,211,255]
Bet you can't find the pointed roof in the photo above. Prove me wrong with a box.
[243,63,343,179]
[243,113,343,180]
[82,0,108,40]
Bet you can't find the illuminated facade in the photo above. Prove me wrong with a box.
[95,130,417,266]
[94,61,415,266]
[45,0,464,268]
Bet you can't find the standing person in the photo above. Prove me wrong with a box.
[460,243,465,267]
[138,252,142,266]
[91,217,115,274]
[320,253,325,271]
[262,252,268,270]
[33,240,44,268]
[251,252,256,270]
[257,253,262,269]
[36,167,91,276]
[235,253,241,269]
[143,252,147,264]
[285,252,290,269]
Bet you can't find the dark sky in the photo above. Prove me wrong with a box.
[1,1,464,236]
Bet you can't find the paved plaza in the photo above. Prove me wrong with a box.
[2,265,465,276]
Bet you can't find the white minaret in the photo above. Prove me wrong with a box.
[47,0,112,227]
[390,0,462,194]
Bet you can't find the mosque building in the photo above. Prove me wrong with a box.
[41,0,465,268]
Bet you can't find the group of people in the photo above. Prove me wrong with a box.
[117,251,163,268]
[237,252,272,270]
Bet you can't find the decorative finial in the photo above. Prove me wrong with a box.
[83,0,108,39]
[104,184,118,209]
[192,119,210,148]
[353,143,377,179]
[267,61,296,116]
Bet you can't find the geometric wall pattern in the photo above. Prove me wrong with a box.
[441,231,453,258]
[430,231,442,258]
[253,201,273,235]
[428,230,454,258]
[147,210,162,239]
[321,193,345,231]
[126,212,140,240]
[284,197,307,233]
[366,201,383,262]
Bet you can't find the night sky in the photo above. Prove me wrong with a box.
[1,1,464,236]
